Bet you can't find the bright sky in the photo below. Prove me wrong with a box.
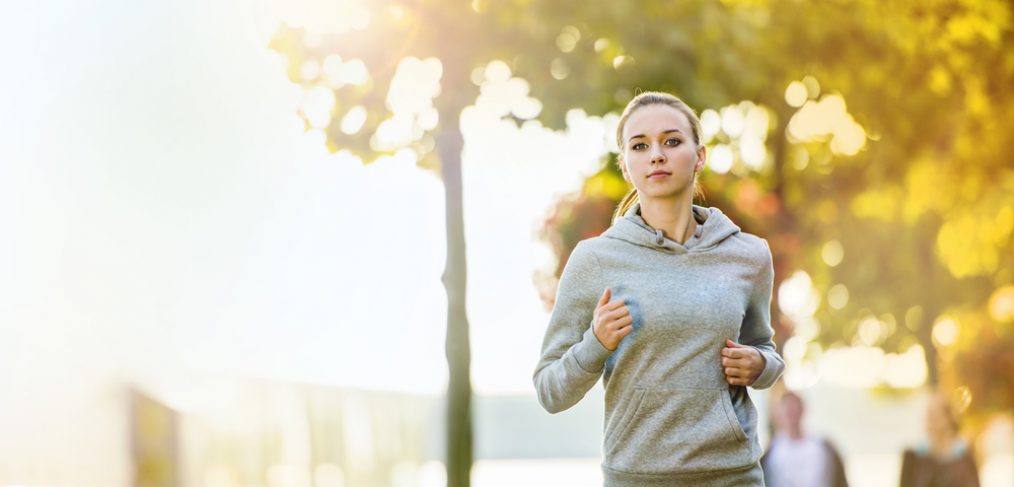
[0,0,611,409]
[0,0,930,415]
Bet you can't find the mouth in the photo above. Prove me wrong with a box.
[647,171,672,179]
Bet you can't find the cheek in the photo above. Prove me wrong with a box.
[621,156,640,173]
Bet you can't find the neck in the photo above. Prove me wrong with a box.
[930,430,958,458]
[638,196,696,244]
[786,427,804,440]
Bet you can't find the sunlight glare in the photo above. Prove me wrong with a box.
[271,0,372,35]
[700,109,721,142]
[708,144,734,174]
[388,57,442,116]
[778,271,821,318]
[882,345,927,388]
[267,465,310,487]
[739,133,766,169]
[314,463,345,487]
[830,114,867,156]
[720,106,745,138]
[931,317,960,347]
[988,285,1014,322]
[513,97,543,119]
[300,59,321,81]
[784,336,808,363]
[795,317,820,342]
[787,93,866,156]
[822,346,884,388]
[373,114,415,151]
[340,106,367,135]
[743,103,770,140]
[856,315,884,346]
[484,60,512,83]
[338,59,369,86]
[784,81,807,107]
[322,54,345,88]
[419,461,446,487]
[299,85,336,129]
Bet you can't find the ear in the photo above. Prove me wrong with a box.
[618,154,631,182]
[695,144,707,173]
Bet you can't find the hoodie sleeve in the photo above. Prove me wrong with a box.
[740,238,785,390]
[533,241,613,414]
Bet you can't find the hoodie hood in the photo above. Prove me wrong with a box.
[602,202,741,253]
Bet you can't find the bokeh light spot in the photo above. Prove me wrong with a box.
[709,144,734,174]
[340,105,367,135]
[484,60,512,83]
[785,81,807,107]
[822,240,844,267]
[988,286,1014,322]
[828,284,849,310]
[931,317,959,347]
[556,26,580,53]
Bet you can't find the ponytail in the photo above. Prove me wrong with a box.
[613,189,639,223]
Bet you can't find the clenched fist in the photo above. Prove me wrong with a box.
[593,288,634,351]
[721,339,766,386]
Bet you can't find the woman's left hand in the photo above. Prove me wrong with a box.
[721,339,766,386]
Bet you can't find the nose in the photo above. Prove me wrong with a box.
[650,144,666,164]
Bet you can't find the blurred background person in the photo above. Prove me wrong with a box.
[761,390,848,487]
[899,390,980,487]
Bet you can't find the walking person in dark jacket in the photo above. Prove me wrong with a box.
[899,390,980,487]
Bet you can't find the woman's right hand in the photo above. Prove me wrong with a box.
[593,287,634,351]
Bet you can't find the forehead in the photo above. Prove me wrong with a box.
[623,104,692,139]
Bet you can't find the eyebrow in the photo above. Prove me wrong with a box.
[628,129,684,143]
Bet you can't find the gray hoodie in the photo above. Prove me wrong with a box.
[533,202,784,486]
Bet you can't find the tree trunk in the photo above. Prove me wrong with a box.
[436,104,472,487]
[917,310,940,387]
[916,239,941,387]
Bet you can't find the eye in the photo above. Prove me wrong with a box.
[632,142,647,150]
[665,138,681,146]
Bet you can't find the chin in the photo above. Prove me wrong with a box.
[639,188,691,200]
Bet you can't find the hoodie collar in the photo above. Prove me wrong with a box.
[602,202,741,253]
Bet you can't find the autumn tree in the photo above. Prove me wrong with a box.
[270,2,1013,480]
[528,0,1013,418]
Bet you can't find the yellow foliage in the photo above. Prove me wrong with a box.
[928,65,952,96]
[816,199,837,225]
[936,212,1003,278]
[584,171,629,200]
[851,186,902,222]
[989,286,1014,322]
[949,0,1012,46]
[993,207,1014,245]
[963,78,991,117]
[903,158,952,223]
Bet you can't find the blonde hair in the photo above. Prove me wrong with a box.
[613,91,706,222]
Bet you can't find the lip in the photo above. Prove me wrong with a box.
[647,171,672,179]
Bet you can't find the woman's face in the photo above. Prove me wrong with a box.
[619,104,706,204]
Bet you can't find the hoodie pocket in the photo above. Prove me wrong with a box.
[603,388,648,449]
[603,387,753,474]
